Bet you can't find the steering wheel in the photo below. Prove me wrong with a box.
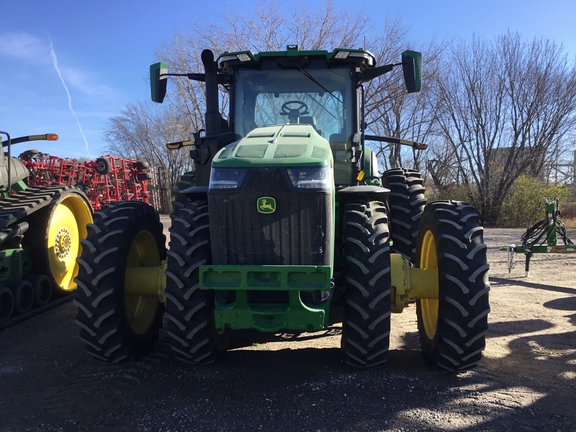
[361,176,382,187]
[280,100,309,123]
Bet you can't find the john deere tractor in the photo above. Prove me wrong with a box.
[74,46,490,370]
[0,131,93,325]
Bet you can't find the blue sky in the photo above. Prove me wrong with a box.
[2,0,575,159]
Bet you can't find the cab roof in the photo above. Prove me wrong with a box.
[218,45,376,72]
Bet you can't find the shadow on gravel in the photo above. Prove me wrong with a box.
[3,292,576,431]
[490,276,576,295]
[487,318,555,337]
[229,326,343,349]
[545,296,576,326]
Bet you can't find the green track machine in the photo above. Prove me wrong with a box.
[0,131,93,326]
[501,198,575,276]
[74,45,490,370]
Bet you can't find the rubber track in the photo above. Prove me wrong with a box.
[416,200,491,371]
[0,293,74,330]
[0,185,82,231]
[0,185,90,328]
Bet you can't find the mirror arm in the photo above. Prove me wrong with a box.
[358,63,397,84]
[158,72,227,85]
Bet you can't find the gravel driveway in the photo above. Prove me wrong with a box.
[1,227,575,432]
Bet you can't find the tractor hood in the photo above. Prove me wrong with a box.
[212,124,333,168]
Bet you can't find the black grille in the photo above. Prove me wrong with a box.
[208,168,332,266]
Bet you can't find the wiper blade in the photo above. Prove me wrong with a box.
[295,65,342,104]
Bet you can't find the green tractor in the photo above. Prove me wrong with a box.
[75,46,490,370]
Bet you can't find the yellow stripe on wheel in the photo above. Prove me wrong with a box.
[419,230,439,340]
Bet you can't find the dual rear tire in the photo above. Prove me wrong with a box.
[75,202,166,362]
[341,196,490,371]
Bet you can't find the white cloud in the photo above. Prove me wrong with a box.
[0,32,114,98]
[60,65,113,98]
[0,32,51,64]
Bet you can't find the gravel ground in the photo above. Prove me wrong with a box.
[0,226,575,432]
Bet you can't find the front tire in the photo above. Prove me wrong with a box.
[165,199,230,364]
[415,201,490,371]
[342,200,392,368]
[74,202,166,363]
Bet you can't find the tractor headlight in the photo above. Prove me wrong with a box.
[286,166,332,190]
[209,167,248,189]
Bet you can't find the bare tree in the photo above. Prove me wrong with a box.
[156,0,374,129]
[155,1,432,173]
[364,32,446,172]
[104,0,437,203]
[104,102,193,212]
[435,32,576,225]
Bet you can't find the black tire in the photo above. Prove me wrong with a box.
[20,149,39,161]
[342,200,392,368]
[74,202,167,363]
[415,200,490,371]
[0,286,15,323]
[53,173,69,183]
[30,275,52,307]
[172,171,196,213]
[165,199,230,364]
[75,182,88,192]
[175,171,196,190]
[9,280,34,315]
[136,172,153,182]
[95,157,112,175]
[382,168,426,260]
[133,161,149,170]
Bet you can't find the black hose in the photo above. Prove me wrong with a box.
[521,218,574,250]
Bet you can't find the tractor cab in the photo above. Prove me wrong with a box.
[221,46,359,184]
[151,45,421,187]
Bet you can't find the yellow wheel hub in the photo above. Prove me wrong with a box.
[48,195,93,292]
[419,230,439,339]
[55,228,72,258]
[124,230,161,334]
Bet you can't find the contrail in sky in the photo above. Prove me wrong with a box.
[49,38,91,157]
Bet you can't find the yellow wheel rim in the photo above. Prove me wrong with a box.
[420,230,439,339]
[125,230,160,334]
[47,195,93,292]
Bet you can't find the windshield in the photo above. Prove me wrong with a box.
[233,66,354,141]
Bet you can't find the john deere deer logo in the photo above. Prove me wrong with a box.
[257,197,276,214]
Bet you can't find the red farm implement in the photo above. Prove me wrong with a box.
[19,150,155,211]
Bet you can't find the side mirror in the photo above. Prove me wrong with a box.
[150,62,168,103]
[401,50,422,93]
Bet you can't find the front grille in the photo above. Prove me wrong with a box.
[208,168,332,266]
